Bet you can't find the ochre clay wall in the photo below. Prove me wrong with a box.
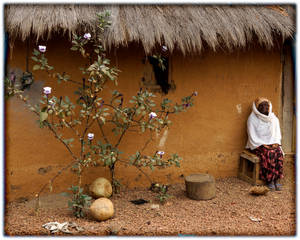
[5,38,282,201]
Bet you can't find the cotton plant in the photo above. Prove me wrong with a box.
[14,11,197,216]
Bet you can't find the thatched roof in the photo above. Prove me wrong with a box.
[5,4,295,54]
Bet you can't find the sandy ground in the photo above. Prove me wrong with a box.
[5,159,295,236]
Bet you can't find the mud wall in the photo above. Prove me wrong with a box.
[5,37,282,201]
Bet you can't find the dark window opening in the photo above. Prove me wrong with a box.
[147,56,170,94]
[141,55,175,94]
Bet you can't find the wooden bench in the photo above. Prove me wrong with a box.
[238,150,264,185]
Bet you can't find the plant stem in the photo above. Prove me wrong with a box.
[35,158,78,212]
[65,121,81,138]
[78,164,82,186]
[87,118,96,129]
[96,118,109,144]
[115,127,127,148]
[102,103,120,112]
[110,165,116,194]
[46,123,78,161]
[141,131,153,152]
[65,79,82,86]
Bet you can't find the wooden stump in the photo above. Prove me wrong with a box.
[185,174,216,200]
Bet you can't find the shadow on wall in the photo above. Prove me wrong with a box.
[7,65,45,106]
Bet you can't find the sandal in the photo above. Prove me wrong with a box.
[267,183,275,191]
[275,184,282,191]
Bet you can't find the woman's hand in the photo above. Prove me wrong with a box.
[263,144,270,149]
[263,144,279,149]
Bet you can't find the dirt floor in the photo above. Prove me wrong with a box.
[5,159,296,236]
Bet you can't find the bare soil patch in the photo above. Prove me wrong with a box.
[5,160,295,236]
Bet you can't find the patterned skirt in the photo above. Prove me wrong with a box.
[252,145,284,182]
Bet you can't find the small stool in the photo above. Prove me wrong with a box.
[185,174,216,200]
[238,150,264,185]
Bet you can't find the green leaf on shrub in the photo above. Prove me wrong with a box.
[33,49,40,56]
[31,56,38,62]
[33,65,40,71]
[60,192,70,197]
[65,96,70,103]
[100,116,106,124]
[39,112,48,122]
[63,138,74,145]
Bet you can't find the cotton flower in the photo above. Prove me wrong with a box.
[193,91,198,96]
[38,45,46,53]
[149,112,157,119]
[87,133,94,140]
[43,87,52,95]
[157,151,165,158]
[84,33,91,40]
[162,45,168,52]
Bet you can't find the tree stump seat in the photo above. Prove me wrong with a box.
[185,173,216,200]
[238,150,264,185]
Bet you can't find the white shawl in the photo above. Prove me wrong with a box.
[246,101,282,150]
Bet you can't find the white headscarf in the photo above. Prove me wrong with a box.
[246,100,282,150]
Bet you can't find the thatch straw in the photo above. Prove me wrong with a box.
[4,4,295,54]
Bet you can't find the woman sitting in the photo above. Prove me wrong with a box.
[246,97,284,190]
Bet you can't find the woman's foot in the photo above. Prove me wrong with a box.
[267,182,275,191]
[275,184,282,191]
[274,182,282,191]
